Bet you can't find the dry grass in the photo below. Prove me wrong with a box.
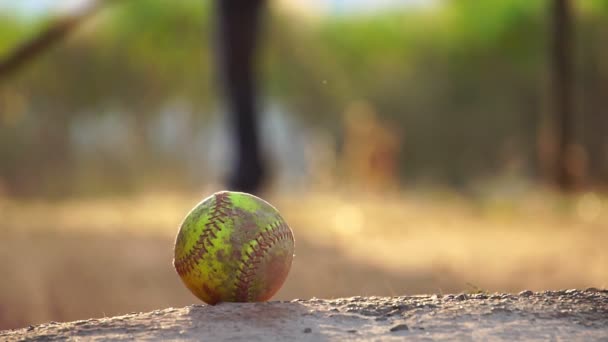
[0,189,606,330]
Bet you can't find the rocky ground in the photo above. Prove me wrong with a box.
[2,289,607,341]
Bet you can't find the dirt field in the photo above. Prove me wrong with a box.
[0,190,607,330]
[2,290,607,341]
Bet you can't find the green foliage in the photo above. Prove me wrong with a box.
[1,1,607,196]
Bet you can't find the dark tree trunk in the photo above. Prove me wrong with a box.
[582,17,608,189]
[216,0,267,194]
[551,0,577,191]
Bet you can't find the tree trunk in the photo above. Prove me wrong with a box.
[216,0,267,194]
[551,0,578,191]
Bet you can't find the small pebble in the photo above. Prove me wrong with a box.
[347,330,357,334]
[390,324,409,332]
[303,328,312,333]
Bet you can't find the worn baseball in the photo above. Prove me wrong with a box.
[173,191,295,305]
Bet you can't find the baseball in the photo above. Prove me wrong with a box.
[173,191,295,305]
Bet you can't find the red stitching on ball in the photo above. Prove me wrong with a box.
[174,192,231,277]
[233,220,294,301]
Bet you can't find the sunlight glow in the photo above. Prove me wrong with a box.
[577,192,603,223]
[332,204,364,235]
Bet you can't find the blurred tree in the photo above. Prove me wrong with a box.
[551,0,577,191]
[0,1,109,81]
[0,0,269,194]
[217,0,267,194]
[579,3,608,189]
[1,1,608,196]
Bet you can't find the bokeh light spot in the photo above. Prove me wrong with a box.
[576,192,602,223]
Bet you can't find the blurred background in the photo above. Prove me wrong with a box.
[1,0,607,330]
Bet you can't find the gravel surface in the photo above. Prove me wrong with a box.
[2,289,607,341]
